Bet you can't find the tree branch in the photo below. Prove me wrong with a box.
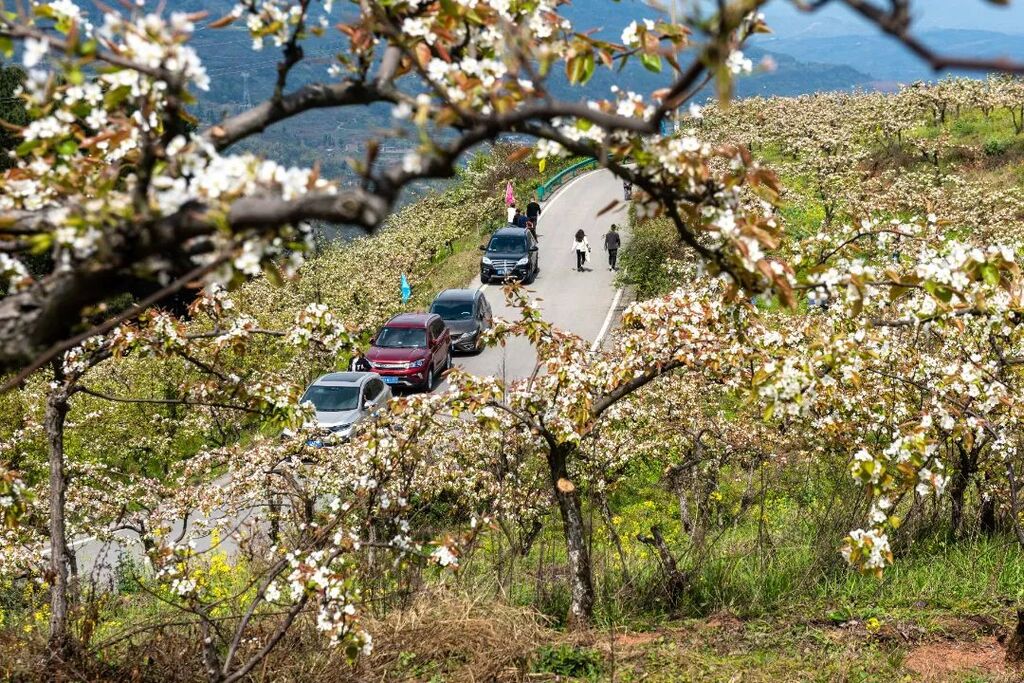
[76,386,271,415]
[806,0,1024,74]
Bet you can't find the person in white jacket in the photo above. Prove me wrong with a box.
[572,229,591,271]
[506,202,517,223]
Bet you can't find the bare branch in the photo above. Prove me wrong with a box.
[76,387,272,416]
[804,0,1024,74]
[206,80,400,151]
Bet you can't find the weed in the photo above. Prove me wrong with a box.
[533,644,603,680]
[984,138,1008,157]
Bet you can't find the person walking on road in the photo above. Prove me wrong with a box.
[506,202,517,224]
[622,180,633,200]
[604,224,621,271]
[572,229,591,272]
[513,209,528,228]
[526,195,542,226]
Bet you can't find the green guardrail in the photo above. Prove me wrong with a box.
[536,157,597,201]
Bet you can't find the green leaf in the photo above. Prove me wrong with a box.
[566,55,585,85]
[29,233,53,255]
[0,37,12,59]
[980,262,1000,286]
[262,262,284,287]
[566,50,596,85]
[580,50,596,84]
[640,52,662,73]
[924,280,953,303]
[104,85,132,109]
[56,139,79,156]
[15,139,41,157]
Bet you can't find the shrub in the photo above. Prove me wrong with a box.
[532,644,603,679]
[983,138,1008,156]
[618,215,688,298]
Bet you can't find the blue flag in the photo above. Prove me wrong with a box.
[400,273,412,303]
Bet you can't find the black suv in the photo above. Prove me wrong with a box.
[429,288,493,354]
[479,227,539,284]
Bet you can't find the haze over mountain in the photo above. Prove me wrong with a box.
[155,0,1024,197]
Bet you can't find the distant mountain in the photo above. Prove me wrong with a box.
[753,29,1024,84]
[760,0,1024,38]
[734,47,874,97]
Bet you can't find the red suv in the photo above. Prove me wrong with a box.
[365,313,452,391]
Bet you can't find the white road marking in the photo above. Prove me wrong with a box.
[476,169,592,297]
[591,286,624,353]
[70,535,99,549]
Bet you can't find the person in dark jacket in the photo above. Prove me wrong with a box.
[348,351,371,372]
[526,195,541,225]
[512,209,528,228]
[603,224,622,271]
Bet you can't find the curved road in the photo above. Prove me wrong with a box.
[453,168,629,383]
[71,169,629,582]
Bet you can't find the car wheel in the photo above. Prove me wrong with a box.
[423,367,435,392]
[444,349,452,371]
[480,274,489,285]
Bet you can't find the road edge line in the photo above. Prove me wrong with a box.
[591,286,623,352]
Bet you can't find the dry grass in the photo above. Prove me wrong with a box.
[353,589,551,682]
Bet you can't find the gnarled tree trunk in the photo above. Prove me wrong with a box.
[548,443,594,628]
[45,370,72,664]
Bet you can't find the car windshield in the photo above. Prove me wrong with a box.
[431,300,474,320]
[375,326,427,348]
[487,235,526,253]
[301,384,360,412]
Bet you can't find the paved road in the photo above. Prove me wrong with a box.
[72,169,629,581]
[453,168,629,383]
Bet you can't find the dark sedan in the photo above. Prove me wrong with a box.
[429,288,493,354]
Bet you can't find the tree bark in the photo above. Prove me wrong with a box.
[949,443,974,539]
[638,525,689,607]
[548,443,594,628]
[1004,462,1024,550]
[949,469,968,539]
[45,371,72,664]
[980,474,997,536]
[596,489,630,585]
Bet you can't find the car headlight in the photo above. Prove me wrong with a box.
[410,358,427,368]
[481,256,493,265]
[515,256,529,266]
[460,331,477,341]
[329,424,352,435]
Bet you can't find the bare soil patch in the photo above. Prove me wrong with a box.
[904,637,1008,682]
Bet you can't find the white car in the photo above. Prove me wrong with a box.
[300,371,392,439]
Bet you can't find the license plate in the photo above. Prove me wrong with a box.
[382,376,399,384]
[497,268,508,275]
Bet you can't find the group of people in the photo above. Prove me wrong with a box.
[572,224,620,272]
[507,193,622,274]
[507,197,542,239]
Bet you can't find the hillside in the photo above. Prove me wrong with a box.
[6,77,1024,681]
[10,1,1024,678]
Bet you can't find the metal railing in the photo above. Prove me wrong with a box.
[536,157,597,201]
